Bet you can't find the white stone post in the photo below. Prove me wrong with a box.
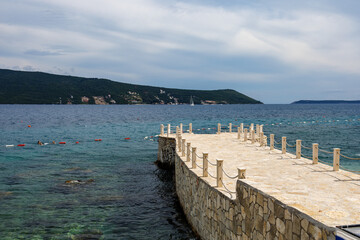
[216,159,223,187]
[256,124,259,136]
[167,124,170,137]
[160,124,164,136]
[182,139,186,157]
[244,128,248,142]
[217,123,221,134]
[180,123,183,134]
[229,123,232,133]
[260,125,263,133]
[282,137,286,154]
[178,136,182,152]
[203,153,208,177]
[186,143,191,162]
[296,140,301,159]
[312,143,318,164]
[189,123,192,134]
[240,123,244,133]
[333,148,340,171]
[251,130,255,144]
[176,126,179,141]
[237,127,241,139]
[260,132,264,147]
[250,123,254,132]
[270,134,274,150]
[264,136,267,146]
[238,168,246,179]
[192,147,196,169]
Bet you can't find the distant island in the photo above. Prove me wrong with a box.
[292,100,360,104]
[0,69,262,105]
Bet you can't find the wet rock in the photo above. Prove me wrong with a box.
[65,179,95,185]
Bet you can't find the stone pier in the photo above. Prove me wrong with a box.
[157,131,360,240]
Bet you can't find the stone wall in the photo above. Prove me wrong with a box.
[156,136,176,169]
[160,137,337,240]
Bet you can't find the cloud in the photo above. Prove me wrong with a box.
[0,0,360,103]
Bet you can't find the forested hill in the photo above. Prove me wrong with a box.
[0,69,262,105]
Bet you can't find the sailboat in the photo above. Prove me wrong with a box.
[190,96,194,106]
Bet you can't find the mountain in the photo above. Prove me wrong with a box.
[0,69,262,105]
[292,100,360,104]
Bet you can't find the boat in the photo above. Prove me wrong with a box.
[190,96,194,106]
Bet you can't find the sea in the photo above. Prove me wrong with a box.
[0,104,359,240]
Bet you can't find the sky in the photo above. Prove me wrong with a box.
[0,0,360,103]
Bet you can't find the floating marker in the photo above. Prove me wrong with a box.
[17,144,25,147]
[76,141,79,144]
[28,125,31,128]
[95,139,102,141]
[6,145,14,147]
[59,142,66,144]
[124,138,130,140]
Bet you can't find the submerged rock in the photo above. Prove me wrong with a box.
[65,179,94,185]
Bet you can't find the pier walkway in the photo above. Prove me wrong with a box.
[173,132,360,228]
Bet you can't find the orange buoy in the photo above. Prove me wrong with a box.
[59,142,66,144]
[75,141,79,144]
[124,138,130,140]
[17,144,25,147]
[28,125,31,128]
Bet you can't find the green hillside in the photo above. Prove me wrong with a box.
[0,69,262,105]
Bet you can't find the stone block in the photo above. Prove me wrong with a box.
[276,218,286,235]
[301,218,309,232]
[301,229,310,240]
[275,204,285,219]
[292,215,300,235]
[308,223,322,240]
[285,220,292,240]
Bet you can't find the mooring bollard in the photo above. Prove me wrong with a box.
[160,124,164,136]
[189,123,192,134]
[182,139,186,157]
[333,148,340,171]
[191,147,197,168]
[238,168,246,179]
[250,123,254,132]
[296,140,301,159]
[216,159,223,187]
[237,127,241,139]
[186,143,191,162]
[167,124,171,137]
[260,125,263,133]
[270,134,274,150]
[251,130,255,144]
[240,123,244,133]
[256,124,259,136]
[282,137,287,154]
[312,143,318,164]
[180,123,183,134]
[229,123,232,133]
[244,128,248,141]
[217,123,221,134]
[203,153,208,177]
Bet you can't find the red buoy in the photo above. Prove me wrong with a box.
[95,139,102,141]
[28,125,31,128]
[124,138,131,140]
[75,141,79,144]
[59,142,66,144]
[17,144,25,147]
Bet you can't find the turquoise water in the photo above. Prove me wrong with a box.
[0,104,359,239]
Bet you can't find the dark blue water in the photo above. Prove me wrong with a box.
[0,104,359,239]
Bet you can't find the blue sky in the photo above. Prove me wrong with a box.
[0,0,359,103]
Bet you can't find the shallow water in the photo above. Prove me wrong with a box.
[0,104,359,239]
